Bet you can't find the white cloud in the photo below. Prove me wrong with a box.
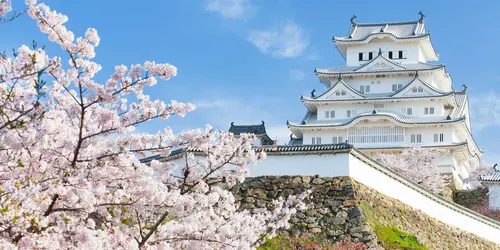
[289,69,305,82]
[469,91,500,131]
[205,0,255,20]
[248,21,309,58]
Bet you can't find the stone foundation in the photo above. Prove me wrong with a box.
[233,176,500,250]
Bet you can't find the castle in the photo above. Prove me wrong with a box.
[231,13,482,189]
[143,14,500,244]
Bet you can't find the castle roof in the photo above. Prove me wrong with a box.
[334,19,428,43]
[480,171,500,182]
[229,121,274,145]
[315,62,443,76]
[139,143,354,163]
[288,111,465,129]
[302,74,455,107]
[332,14,438,61]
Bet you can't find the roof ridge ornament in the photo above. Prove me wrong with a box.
[311,89,316,97]
[338,73,343,81]
[350,15,357,26]
[418,11,425,24]
[378,48,382,56]
[462,84,467,92]
[415,70,419,78]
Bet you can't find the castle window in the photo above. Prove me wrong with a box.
[346,110,357,118]
[418,87,423,92]
[348,126,404,144]
[330,110,336,118]
[368,52,373,60]
[433,133,444,142]
[325,111,329,118]
[374,104,384,110]
[410,134,422,143]
[388,51,393,59]
[398,50,404,59]
[392,84,403,91]
[360,85,370,93]
[332,136,344,144]
[359,52,363,61]
[401,108,413,115]
[424,107,435,115]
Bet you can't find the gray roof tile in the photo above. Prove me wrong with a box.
[315,62,443,75]
[480,171,500,182]
[298,110,464,128]
[140,143,354,163]
[335,20,428,42]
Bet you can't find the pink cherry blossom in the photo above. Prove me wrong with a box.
[373,147,447,194]
[0,1,307,249]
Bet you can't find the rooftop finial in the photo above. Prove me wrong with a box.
[418,11,425,23]
[338,73,343,81]
[378,48,382,56]
[311,89,316,97]
[290,134,293,140]
[462,84,467,92]
[261,120,265,125]
[494,163,498,171]
[415,71,419,78]
[350,15,357,25]
[231,122,234,126]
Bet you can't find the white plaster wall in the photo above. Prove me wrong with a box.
[346,39,422,66]
[248,153,350,177]
[348,154,500,244]
[302,123,457,147]
[340,76,414,94]
[316,101,445,121]
[487,185,500,211]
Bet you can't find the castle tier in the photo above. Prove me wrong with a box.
[287,14,481,188]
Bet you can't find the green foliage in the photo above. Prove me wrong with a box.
[257,235,335,250]
[373,224,427,250]
[258,236,368,250]
[360,201,427,250]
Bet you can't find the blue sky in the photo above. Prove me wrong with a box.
[2,0,500,163]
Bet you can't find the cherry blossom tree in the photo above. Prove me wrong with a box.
[0,1,306,249]
[372,147,448,194]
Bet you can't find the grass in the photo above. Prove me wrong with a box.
[373,224,428,250]
[257,235,335,250]
[360,201,428,250]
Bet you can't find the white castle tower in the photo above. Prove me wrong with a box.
[287,13,481,188]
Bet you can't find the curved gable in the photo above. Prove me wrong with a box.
[392,76,446,98]
[313,78,365,100]
[355,54,406,72]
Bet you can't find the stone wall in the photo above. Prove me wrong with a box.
[234,176,500,250]
[355,181,499,250]
[453,187,489,208]
[232,176,379,248]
